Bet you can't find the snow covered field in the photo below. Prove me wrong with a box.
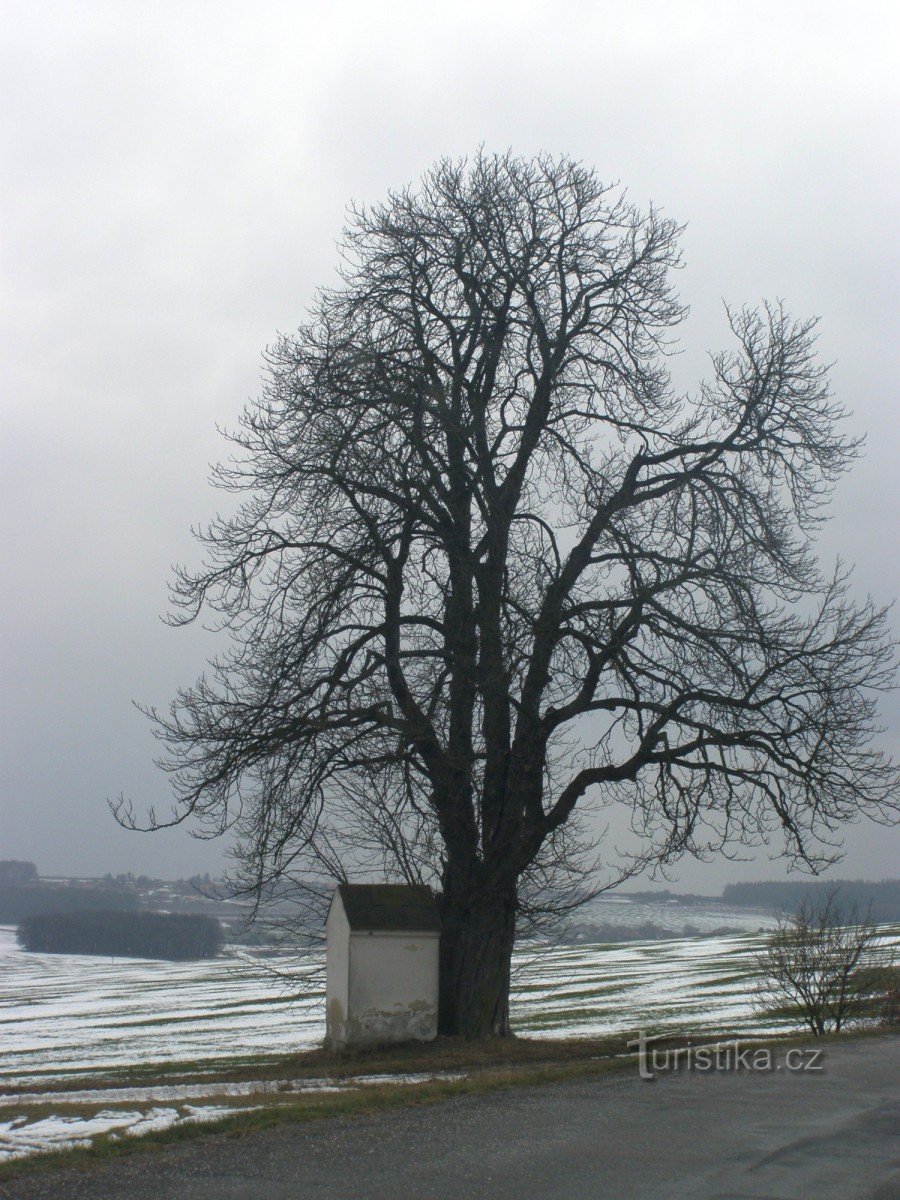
[514,934,775,1038]
[0,924,775,1089]
[0,926,322,1086]
[2,921,894,1162]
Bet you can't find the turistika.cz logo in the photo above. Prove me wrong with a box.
[626,1033,825,1081]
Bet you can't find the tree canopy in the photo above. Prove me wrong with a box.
[119,153,897,1035]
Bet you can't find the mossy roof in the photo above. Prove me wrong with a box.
[335,883,441,932]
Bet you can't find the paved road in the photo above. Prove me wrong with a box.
[3,1036,898,1200]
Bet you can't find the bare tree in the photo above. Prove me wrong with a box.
[755,889,894,1035]
[117,152,897,1037]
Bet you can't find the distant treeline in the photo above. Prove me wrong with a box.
[0,885,138,924]
[0,861,38,887]
[620,890,709,906]
[16,911,222,960]
[562,920,755,945]
[722,879,900,923]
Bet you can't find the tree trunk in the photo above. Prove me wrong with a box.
[438,880,517,1037]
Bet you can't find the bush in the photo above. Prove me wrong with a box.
[754,888,895,1035]
[16,910,223,960]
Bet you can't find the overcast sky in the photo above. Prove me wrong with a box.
[2,1,898,891]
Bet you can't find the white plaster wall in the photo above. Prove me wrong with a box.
[346,931,439,1045]
[324,899,350,1048]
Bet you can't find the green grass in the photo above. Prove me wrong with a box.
[692,972,756,989]
[7,1031,635,1094]
[513,982,626,1001]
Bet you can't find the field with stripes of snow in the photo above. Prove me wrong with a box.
[0,914,783,1162]
[1,920,780,1090]
[6,909,892,1164]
